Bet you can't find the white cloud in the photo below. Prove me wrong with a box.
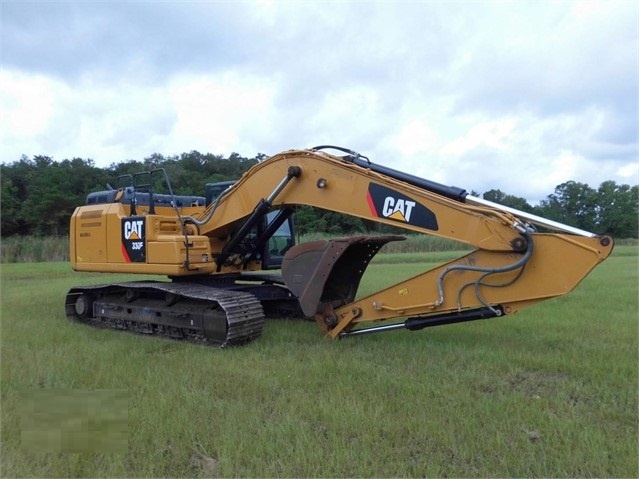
[531,150,580,192]
[0,70,57,146]
[0,68,177,163]
[0,70,63,161]
[389,120,439,157]
[440,118,517,157]
[617,162,639,180]
[168,73,276,155]
[1,0,636,202]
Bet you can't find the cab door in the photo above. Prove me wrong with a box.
[261,210,295,269]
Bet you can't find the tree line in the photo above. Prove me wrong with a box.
[1,152,637,238]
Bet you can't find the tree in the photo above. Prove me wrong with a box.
[0,156,109,236]
[0,176,26,235]
[482,189,534,212]
[595,181,638,238]
[535,181,598,231]
[294,206,327,236]
[293,206,365,236]
[1,151,637,239]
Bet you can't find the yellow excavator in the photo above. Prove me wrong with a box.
[66,146,614,346]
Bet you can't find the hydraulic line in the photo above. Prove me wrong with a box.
[435,229,534,314]
[311,145,468,202]
[455,264,527,311]
[183,186,232,228]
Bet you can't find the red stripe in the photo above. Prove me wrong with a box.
[366,190,378,217]
[121,243,131,263]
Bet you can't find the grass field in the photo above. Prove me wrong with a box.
[1,246,637,477]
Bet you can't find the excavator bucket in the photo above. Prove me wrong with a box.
[281,235,405,318]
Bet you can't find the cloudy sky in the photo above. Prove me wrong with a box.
[1,0,637,203]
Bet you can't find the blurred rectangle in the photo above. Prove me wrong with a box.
[21,389,128,453]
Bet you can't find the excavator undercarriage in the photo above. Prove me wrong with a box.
[66,282,265,347]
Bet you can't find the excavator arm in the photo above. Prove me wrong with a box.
[190,146,613,338]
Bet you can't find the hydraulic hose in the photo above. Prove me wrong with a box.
[434,230,534,313]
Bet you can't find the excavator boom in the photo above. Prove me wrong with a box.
[67,146,613,345]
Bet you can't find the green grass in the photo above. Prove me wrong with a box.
[1,247,637,477]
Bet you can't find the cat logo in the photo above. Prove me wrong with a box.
[367,183,439,231]
[123,219,144,240]
[382,197,416,222]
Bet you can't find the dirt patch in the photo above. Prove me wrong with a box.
[507,370,568,398]
[190,444,218,475]
[476,370,569,398]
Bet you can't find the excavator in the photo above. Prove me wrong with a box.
[66,146,614,346]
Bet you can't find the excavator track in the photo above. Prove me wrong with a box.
[65,281,265,347]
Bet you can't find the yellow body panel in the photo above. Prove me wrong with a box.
[72,205,109,264]
[72,203,216,273]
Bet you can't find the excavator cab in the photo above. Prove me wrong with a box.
[204,180,295,270]
[232,209,294,270]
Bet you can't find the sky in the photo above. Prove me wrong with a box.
[1,0,637,203]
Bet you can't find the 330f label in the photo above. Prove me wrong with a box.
[122,217,146,262]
